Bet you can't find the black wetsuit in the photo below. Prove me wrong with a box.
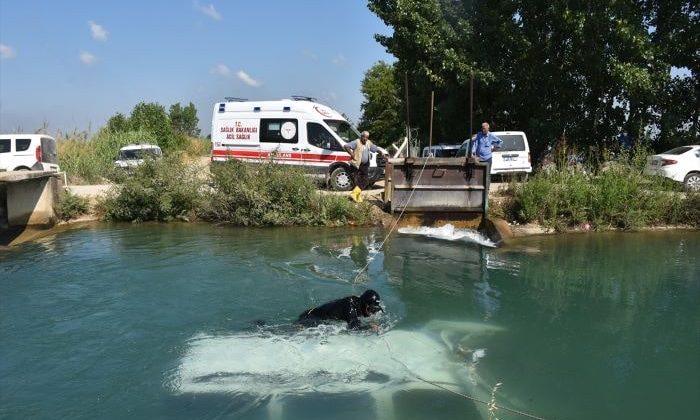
[298,295,364,329]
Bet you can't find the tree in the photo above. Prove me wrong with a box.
[106,113,129,133]
[367,0,699,160]
[129,102,184,151]
[358,61,404,147]
[169,102,201,137]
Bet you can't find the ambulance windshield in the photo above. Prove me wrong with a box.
[325,120,361,143]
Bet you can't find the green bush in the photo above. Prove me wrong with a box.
[56,190,90,221]
[97,155,205,222]
[507,147,697,231]
[201,160,378,226]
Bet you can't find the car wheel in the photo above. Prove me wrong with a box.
[329,166,353,191]
[684,172,700,191]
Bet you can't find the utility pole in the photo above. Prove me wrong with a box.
[429,90,434,153]
[404,72,412,157]
[470,71,474,141]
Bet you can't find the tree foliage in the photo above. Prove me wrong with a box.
[358,61,404,146]
[104,101,200,152]
[169,102,201,137]
[365,0,699,159]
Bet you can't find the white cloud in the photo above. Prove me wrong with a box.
[194,1,222,21]
[80,51,96,65]
[331,54,347,66]
[237,70,262,87]
[88,20,108,41]
[0,44,17,59]
[211,64,232,77]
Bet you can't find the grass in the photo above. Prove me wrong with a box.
[55,190,90,221]
[96,157,380,226]
[499,143,699,231]
[58,130,211,185]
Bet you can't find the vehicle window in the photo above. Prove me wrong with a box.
[40,137,58,163]
[118,149,161,160]
[435,149,458,157]
[663,146,692,155]
[307,122,342,150]
[455,142,469,157]
[324,119,360,142]
[0,139,10,153]
[261,119,298,143]
[16,138,32,152]
[495,135,526,152]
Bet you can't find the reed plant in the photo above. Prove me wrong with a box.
[58,129,157,184]
[202,159,376,226]
[96,157,378,226]
[504,143,698,230]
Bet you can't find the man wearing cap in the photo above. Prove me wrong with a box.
[298,289,384,330]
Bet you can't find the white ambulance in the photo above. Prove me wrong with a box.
[210,96,385,191]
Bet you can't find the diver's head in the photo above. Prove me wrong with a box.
[360,289,383,316]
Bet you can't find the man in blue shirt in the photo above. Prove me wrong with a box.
[471,122,503,163]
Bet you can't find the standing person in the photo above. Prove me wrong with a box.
[471,122,503,174]
[297,289,384,330]
[618,129,634,151]
[343,131,385,203]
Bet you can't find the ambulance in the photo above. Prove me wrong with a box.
[210,96,386,191]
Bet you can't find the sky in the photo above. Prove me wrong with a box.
[0,0,395,137]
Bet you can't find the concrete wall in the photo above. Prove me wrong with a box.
[6,176,59,227]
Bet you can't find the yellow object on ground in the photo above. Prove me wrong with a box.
[350,186,361,202]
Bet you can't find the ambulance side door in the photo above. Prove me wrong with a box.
[304,121,345,174]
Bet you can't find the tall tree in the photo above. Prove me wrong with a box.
[169,102,201,137]
[367,0,698,159]
[358,61,404,147]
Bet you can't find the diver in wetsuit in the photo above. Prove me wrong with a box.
[298,289,384,330]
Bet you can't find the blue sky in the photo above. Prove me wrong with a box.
[0,1,395,136]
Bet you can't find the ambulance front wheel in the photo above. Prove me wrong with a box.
[329,166,354,191]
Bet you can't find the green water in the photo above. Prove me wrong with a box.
[1,224,698,419]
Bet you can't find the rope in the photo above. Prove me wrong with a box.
[380,336,550,420]
[411,375,550,420]
[351,156,431,284]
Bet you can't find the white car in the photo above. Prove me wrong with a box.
[0,134,60,172]
[644,145,700,191]
[114,144,162,169]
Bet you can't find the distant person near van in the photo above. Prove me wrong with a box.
[344,131,386,203]
[471,122,503,166]
[618,129,634,151]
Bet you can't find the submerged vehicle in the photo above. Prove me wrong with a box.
[172,320,512,419]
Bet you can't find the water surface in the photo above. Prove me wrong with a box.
[1,224,698,419]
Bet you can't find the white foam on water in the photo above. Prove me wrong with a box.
[398,224,497,248]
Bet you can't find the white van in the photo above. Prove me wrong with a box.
[114,144,163,168]
[456,131,532,176]
[0,134,59,172]
[210,97,386,191]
